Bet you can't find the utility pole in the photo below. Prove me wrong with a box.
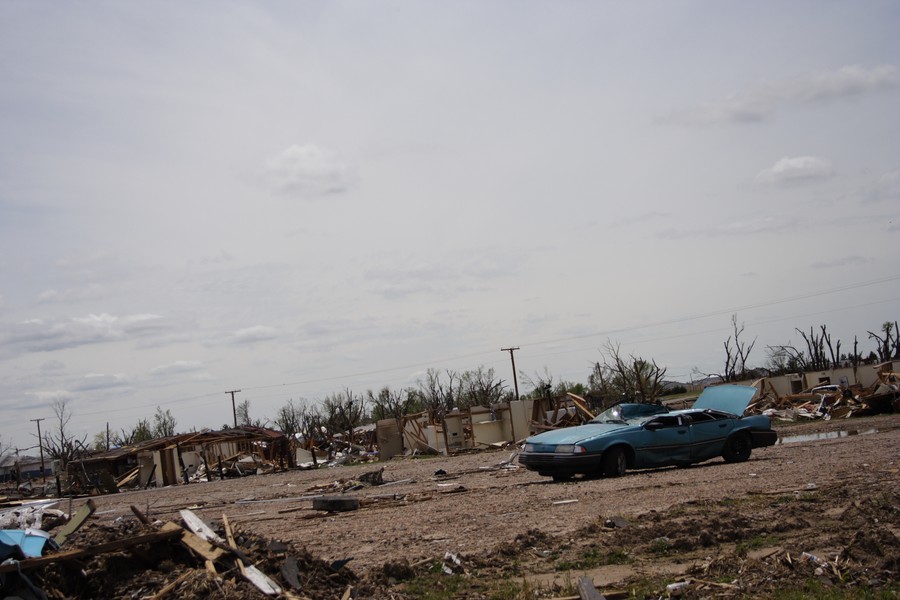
[30,418,45,483]
[225,390,241,428]
[500,347,521,401]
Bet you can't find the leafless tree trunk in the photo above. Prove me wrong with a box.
[868,321,899,362]
[590,340,667,405]
[721,314,757,381]
[42,398,88,471]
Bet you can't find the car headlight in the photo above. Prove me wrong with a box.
[524,443,536,452]
[554,445,586,454]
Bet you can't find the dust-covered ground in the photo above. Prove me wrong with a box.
[28,415,900,598]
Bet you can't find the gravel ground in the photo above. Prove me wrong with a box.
[83,413,900,578]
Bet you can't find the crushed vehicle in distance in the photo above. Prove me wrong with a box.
[518,384,777,481]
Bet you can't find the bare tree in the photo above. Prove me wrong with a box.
[796,325,835,371]
[459,367,506,408]
[41,398,88,470]
[322,389,366,441]
[417,369,463,416]
[764,344,805,375]
[274,399,303,438]
[721,314,757,381]
[589,340,668,406]
[868,320,900,362]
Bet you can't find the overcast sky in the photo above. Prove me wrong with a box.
[2,2,898,452]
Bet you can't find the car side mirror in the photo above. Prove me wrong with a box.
[644,421,663,431]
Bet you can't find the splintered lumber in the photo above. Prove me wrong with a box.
[150,570,194,600]
[0,528,182,573]
[116,466,141,488]
[243,564,283,596]
[179,509,224,543]
[53,499,96,546]
[161,521,225,562]
[566,393,596,420]
[222,513,246,575]
[130,504,152,525]
[222,513,283,596]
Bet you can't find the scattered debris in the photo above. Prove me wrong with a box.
[747,373,899,420]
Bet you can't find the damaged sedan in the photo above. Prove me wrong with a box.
[518,384,777,481]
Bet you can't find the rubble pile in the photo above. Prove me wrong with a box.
[747,373,899,420]
[0,504,378,600]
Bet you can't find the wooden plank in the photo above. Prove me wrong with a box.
[576,576,606,600]
[53,498,96,546]
[566,393,596,420]
[130,504,152,525]
[0,528,182,573]
[243,564,283,596]
[161,522,225,562]
[222,513,246,576]
[179,509,224,543]
[149,570,193,599]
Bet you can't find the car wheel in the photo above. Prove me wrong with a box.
[551,473,573,482]
[722,433,752,463]
[602,447,627,477]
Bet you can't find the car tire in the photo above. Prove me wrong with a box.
[602,447,627,477]
[722,432,752,463]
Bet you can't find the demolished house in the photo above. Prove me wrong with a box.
[69,427,292,494]
[376,393,595,460]
[744,361,900,420]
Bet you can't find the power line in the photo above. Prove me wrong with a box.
[42,274,900,426]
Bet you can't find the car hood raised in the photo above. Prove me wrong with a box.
[526,422,630,445]
[691,384,758,416]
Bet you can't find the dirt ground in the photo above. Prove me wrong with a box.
[16,415,900,598]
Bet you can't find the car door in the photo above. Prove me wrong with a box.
[685,411,734,462]
[633,415,692,468]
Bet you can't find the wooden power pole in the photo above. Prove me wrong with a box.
[30,418,45,483]
[225,390,241,428]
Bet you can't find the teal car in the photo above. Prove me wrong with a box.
[518,385,777,481]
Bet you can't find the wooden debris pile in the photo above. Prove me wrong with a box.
[746,376,899,420]
[1,505,369,599]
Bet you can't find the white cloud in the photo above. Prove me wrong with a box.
[36,284,105,305]
[149,360,204,377]
[859,170,900,204]
[0,312,167,355]
[810,256,869,269]
[33,390,74,404]
[71,373,130,391]
[662,65,900,126]
[232,325,278,344]
[754,156,834,185]
[261,144,356,197]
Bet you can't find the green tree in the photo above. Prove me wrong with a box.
[367,386,421,421]
[153,407,177,437]
[113,419,154,446]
